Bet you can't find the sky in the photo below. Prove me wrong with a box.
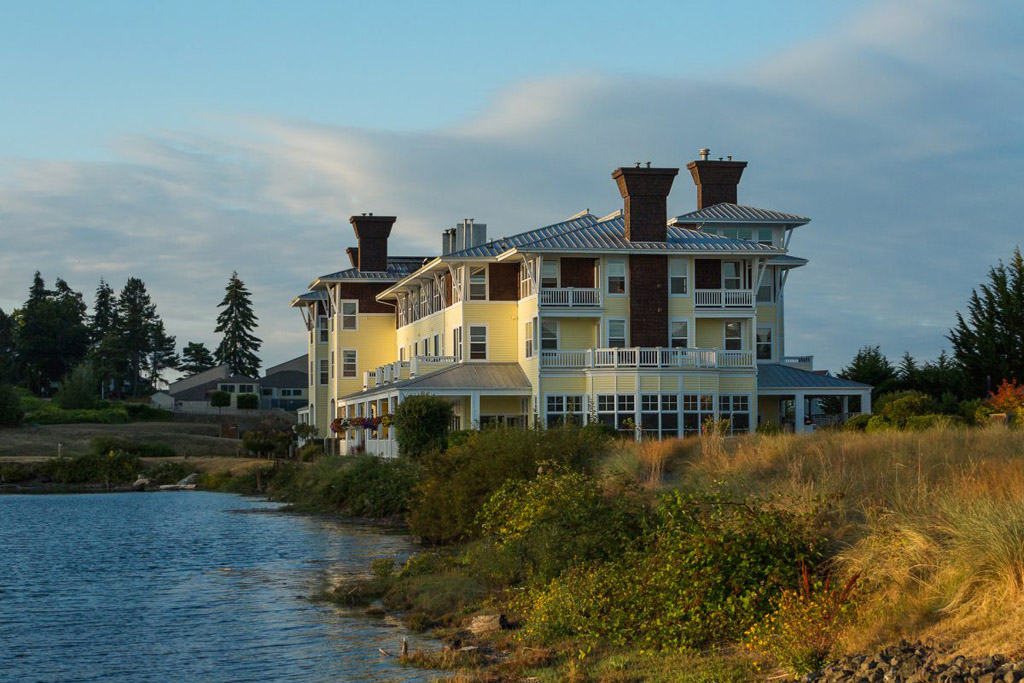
[1,0,1021,375]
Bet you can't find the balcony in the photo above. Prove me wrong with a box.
[538,287,602,308]
[367,356,458,389]
[694,289,754,309]
[540,347,754,370]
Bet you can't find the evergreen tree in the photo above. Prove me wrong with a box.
[89,279,123,397]
[839,345,897,400]
[214,272,262,377]
[948,247,1024,397]
[17,273,89,393]
[896,351,919,390]
[91,279,119,345]
[52,278,91,374]
[117,277,159,397]
[145,320,179,390]
[180,341,216,377]
[0,308,15,383]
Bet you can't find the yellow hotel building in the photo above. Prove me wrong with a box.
[292,152,871,455]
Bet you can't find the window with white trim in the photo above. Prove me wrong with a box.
[329,351,334,381]
[342,350,357,378]
[596,393,636,433]
[524,319,534,358]
[723,261,742,290]
[433,281,441,311]
[756,327,772,361]
[546,395,583,427]
[669,259,688,295]
[641,394,678,438]
[540,320,559,350]
[469,325,487,360]
[757,270,775,302]
[318,315,328,343]
[724,321,743,351]
[608,319,627,348]
[758,228,774,245]
[319,359,329,385]
[341,301,357,330]
[469,266,487,300]
[520,262,534,298]
[607,259,626,295]
[433,334,440,357]
[453,326,464,361]
[541,259,559,289]
[669,319,688,348]
[682,394,715,435]
[720,395,750,433]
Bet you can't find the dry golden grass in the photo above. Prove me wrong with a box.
[658,425,1024,656]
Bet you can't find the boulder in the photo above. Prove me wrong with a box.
[467,614,508,637]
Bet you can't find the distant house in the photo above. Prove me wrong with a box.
[150,357,309,415]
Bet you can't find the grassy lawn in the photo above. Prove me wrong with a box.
[0,422,242,458]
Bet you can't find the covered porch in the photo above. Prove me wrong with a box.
[757,363,872,433]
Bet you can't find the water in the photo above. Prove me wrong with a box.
[0,492,444,682]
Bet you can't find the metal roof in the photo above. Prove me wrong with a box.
[314,257,429,283]
[757,364,871,390]
[292,291,327,302]
[340,362,532,400]
[514,217,783,254]
[767,255,809,268]
[443,214,600,258]
[673,203,810,226]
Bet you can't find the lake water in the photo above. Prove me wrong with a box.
[0,492,443,682]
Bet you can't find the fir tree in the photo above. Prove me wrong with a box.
[214,272,262,377]
[91,279,119,344]
[839,345,897,400]
[117,277,159,397]
[17,273,89,393]
[180,341,216,377]
[897,352,919,390]
[145,320,179,390]
[0,307,15,383]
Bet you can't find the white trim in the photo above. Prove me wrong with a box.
[606,317,628,348]
[467,323,489,361]
[668,317,689,348]
[668,257,690,297]
[539,318,560,351]
[605,257,627,297]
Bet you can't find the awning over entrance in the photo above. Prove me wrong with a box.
[757,363,872,433]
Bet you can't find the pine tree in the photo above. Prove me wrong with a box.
[91,279,118,344]
[180,341,216,377]
[214,272,262,377]
[89,279,122,397]
[897,352,919,390]
[839,345,897,400]
[0,307,15,383]
[17,273,89,393]
[948,247,1024,398]
[145,320,179,390]
[117,277,159,397]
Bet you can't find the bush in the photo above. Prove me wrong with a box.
[47,451,141,486]
[844,413,872,431]
[272,455,421,517]
[122,403,173,421]
[518,490,823,650]
[25,406,129,424]
[408,426,612,544]
[56,364,98,410]
[90,436,176,458]
[0,384,23,427]
[878,393,937,427]
[236,393,259,410]
[210,390,231,409]
[905,414,965,431]
[144,460,195,485]
[298,442,323,462]
[394,395,453,459]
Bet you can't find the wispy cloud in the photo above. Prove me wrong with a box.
[0,0,1020,372]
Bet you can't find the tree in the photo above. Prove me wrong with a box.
[236,393,259,410]
[839,345,897,400]
[89,279,122,397]
[56,364,98,410]
[0,308,15,384]
[117,277,159,397]
[896,352,919,391]
[17,272,89,393]
[0,384,23,427]
[948,247,1024,398]
[393,395,453,459]
[210,390,231,412]
[180,342,216,377]
[91,279,119,344]
[214,272,262,377]
[145,320,179,390]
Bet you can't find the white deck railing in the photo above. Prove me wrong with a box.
[371,360,411,387]
[538,287,602,307]
[540,347,754,369]
[694,289,754,308]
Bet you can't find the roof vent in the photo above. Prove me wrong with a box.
[699,148,710,161]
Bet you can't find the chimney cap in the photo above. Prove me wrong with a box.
[699,147,710,161]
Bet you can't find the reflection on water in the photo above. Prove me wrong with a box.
[0,492,444,682]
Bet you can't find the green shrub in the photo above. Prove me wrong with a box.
[394,395,453,459]
[91,436,176,457]
[844,413,872,431]
[236,393,259,410]
[298,442,323,462]
[25,406,129,424]
[271,455,421,517]
[370,557,396,579]
[198,469,235,491]
[874,390,931,415]
[56,364,98,410]
[47,451,141,485]
[519,491,822,650]
[408,426,612,544]
[905,414,965,431]
[0,384,24,427]
[878,393,937,427]
[122,403,173,421]
[210,390,231,409]
[865,415,895,432]
[144,460,195,485]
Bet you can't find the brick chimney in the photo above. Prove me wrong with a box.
[349,214,396,272]
[686,149,747,209]
[611,165,679,242]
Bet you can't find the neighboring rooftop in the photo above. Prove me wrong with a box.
[672,203,810,226]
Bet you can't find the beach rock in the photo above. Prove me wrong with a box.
[467,614,508,636]
[176,473,199,486]
[801,642,1024,683]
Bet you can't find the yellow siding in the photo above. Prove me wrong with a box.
[592,375,616,392]
[695,319,722,348]
[542,376,588,394]
[681,374,720,393]
[758,395,782,425]
[397,310,446,354]
[481,396,524,414]
[640,375,660,392]
[559,318,598,348]
[719,375,757,393]
[462,302,519,361]
[333,314,396,399]
[667,256,694,318]
[616,375,636,392]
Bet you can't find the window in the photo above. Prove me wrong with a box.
[413,340,419,357]
[433,281,441,311]
[454,327,463,361]
[520,262,534,298]
[469,266,487,300]
[319,360,328,385]
[398,298,407,327]
[757,270,775,302]
[469,325,487,360]
[433,334,440,357]
[318,315,328,343]
[669,319,688,348]
[540,320,559,350]
[723,261,742,290]
[596,393,636,434]
[239,384,254,394]
[341,301,357,330]
[641,394,679,438]
[608,319,627,348]
[724,322,743,351]
[758,228,774,245]
[724,228,753,241]
[720,395,751,433]
[342,350,357,378]
[756,327,772,361]
[669,259,688,295]
[222,384,236,393]
[330,351,334,380]
[607,259,626,294]
[524,319,534,358]
[541,259,559,289]
[546,395,583,427]
[682,394,716,435]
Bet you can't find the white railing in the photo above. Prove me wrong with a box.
[538,287,602,307]
[410,355,457,377]
[694,289,754,308]
[372,360,411,386]
[540,347,754,369]
[781,355,814,366]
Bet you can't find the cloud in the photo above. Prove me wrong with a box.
[0,0,1021,373]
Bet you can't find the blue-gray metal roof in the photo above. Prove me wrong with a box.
[767,255,809,268]
[315,257,429,282]
[292,291,327,302]
[758,364,871,390]
[673,203,810,226]
[340,362,531,400]
[516,216,783,253]
[444,213,600,258]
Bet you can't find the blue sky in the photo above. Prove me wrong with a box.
[1,0,1021,374]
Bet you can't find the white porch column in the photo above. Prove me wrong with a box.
[470,392,481,429]
[794,392,806,433]
[841,396,849,417]
[862,390,872,415]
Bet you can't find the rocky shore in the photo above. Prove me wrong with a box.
[803,641,1024,683]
